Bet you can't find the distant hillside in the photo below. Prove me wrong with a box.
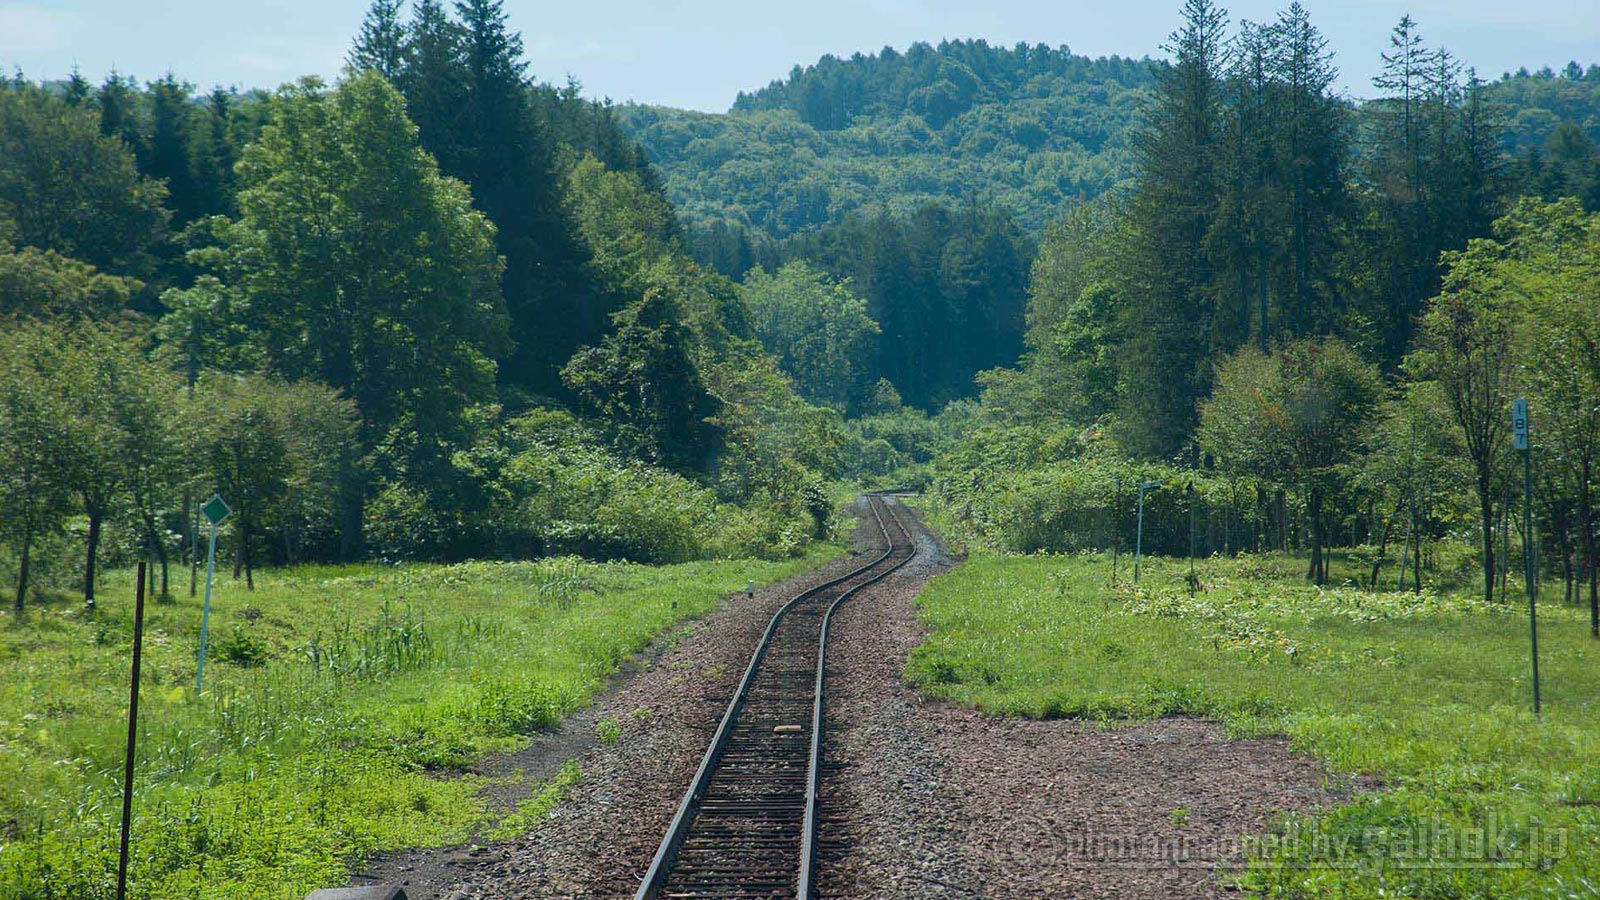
[1487,64,1600,151]
[617,40,1155,237]
[620,43,1600,243]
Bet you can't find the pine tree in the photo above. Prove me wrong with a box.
[399,0,469,170]
[96,71,144,153]
[188,87,240,217]
[64,66,90,107]
[147,73,199,224]
[349,0,409,80]
[1265,1,1345,336]
[1117,0,1228,457]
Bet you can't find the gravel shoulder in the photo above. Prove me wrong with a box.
[355,517,887,899]
[365,498,1360,899]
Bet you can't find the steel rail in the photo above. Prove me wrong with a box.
[634,494,913,899]
[797,497,915,898]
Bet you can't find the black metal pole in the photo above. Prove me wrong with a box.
[117,562,147,900]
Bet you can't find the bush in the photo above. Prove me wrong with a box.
[212,625,269,667]
[364,482,452,562]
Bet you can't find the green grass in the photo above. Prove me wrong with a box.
[0,547,840,900]
[907,548,1600,898]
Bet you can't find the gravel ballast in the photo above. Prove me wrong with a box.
[376,498,1357,899]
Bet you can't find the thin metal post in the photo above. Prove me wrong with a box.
[1134,482,1159,583]
[1526,445,1541,717]
[1188,483,1197,593]
[117,562,147,900]
[1397,501,1412,592]
[1112,477,1122,584]
[197,523,218,692]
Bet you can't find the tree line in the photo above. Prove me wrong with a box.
[932,1,1600,621]
[0,0,851,609]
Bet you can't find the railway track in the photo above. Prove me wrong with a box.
[635,495,916,900]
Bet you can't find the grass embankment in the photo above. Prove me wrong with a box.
[907,549,1600,897]
[0,548,840,899]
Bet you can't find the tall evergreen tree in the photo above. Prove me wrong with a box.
[147,73,199,225]
[349,0,409,80]
[63,66,90,107]
[95,71,144,153]
[1265,2,1346,337]
[1117,0,1228,457]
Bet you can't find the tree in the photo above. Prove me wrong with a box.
[0,86,169,278]
[1117,0,1228,457]
[1199,339,1382,584]
[0,326,74,612]
[386,0,603,393]
[190,375,294,589]
[1410,221,1522,603]
[741,261,880,411]
[147,73,200,225]
[1356,381,1470,590]
[562,287,723,475]
[178,73,510,493]
[0,242,142,321]
[1508,199,1600,632]
[349,0,409,80]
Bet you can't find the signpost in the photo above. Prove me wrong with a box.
[1187,482,1198,594]
[1513,399,1541,716]
[116,563,147,900]
[196,494,231,693]
[1112,477,1122,584]
[1134,481,1161,584]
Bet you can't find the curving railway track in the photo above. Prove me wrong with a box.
[635,494,917,900]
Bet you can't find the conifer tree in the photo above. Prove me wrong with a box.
[349,0,409,80]
[147,73,199,224]
[1117,0,1227,457]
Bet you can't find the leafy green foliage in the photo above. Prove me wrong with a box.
[777,203,1033,410]
[174,72,510,485]
[1199,339,1383,583]
[0,243,142,322]
[0,84,169,280]
[741,262,879,412]
[620,41,1155,237]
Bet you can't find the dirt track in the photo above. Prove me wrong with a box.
[356,498,1356,898]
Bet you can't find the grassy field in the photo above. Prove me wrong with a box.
[0,548,840,900]
[907,547,1600,897]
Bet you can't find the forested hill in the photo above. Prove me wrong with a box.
[617,41,1155,238]
[620,41,1600,245]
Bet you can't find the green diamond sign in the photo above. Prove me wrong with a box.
[201,495,232,526]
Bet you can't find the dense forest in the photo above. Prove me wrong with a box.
[915,1,1600,617]
[0,0,859,612]
[3,0,1600,615]
[619,41,1156,237]
[621,35,1600,409]
[624,39,1600,246]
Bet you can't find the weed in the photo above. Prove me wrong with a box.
[596,719,622,744]
[0,546,843,899]
[909,548,1600,896]
[212,625,269,667]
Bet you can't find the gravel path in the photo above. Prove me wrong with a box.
[374,498,1358,899]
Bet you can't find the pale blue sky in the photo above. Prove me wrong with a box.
[2,0,1596,110]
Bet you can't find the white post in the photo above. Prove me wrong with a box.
[196,522,218,692]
